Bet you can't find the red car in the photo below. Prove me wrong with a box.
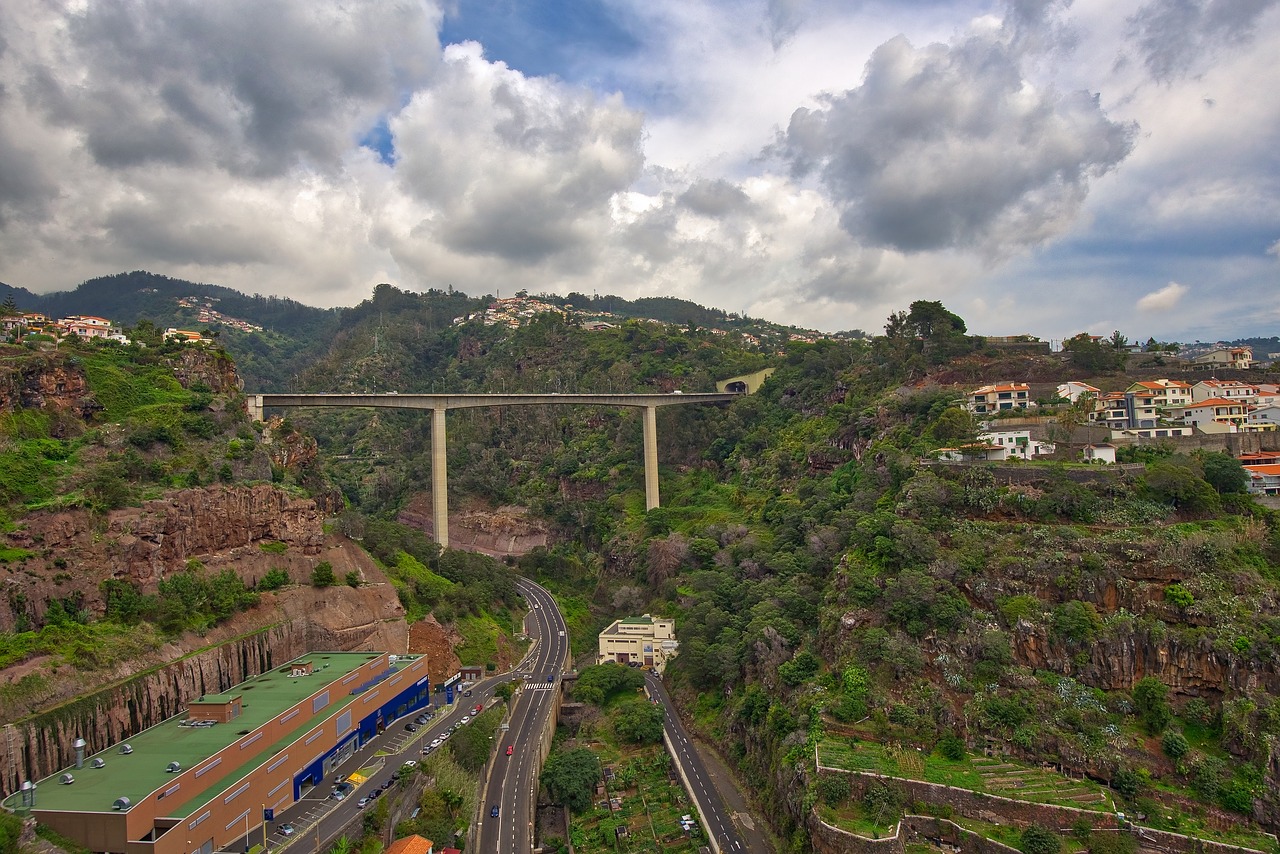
[506,745,514,756]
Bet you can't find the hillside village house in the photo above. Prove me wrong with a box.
[1247,405,1280,428]
[597,615,678,674]
[935,443,1010,462]
[1168,398,1252,433]
[165,328,214,344]
[979,428,1054,459]
[1192,379,1258,403]
[1192,346,1254,369]
[1056,381,1099,403]
[966,382,1032,414]
[1244,464,1280,496]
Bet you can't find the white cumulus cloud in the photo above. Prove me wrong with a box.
[1136,281,1188,312]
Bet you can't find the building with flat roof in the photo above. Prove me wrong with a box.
[597,615,678,674]
[4,652,430,854]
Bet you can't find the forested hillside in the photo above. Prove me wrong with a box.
[7,277,1280,851]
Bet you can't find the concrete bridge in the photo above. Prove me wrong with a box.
[247,392,738,547]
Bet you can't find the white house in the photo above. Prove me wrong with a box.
[967,382,1032,414]
[1083,444,1117,464]
[1169,398,1251,433]
[1244,464,1280,496]
[979,428,1054,459]
[1191,379,1257,404]
[1056,381,1100,403]
[1247,404,1280,427]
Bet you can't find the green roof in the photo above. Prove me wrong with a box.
[196,692,241,704]
[9,652,417,817]
[620,617,653,625]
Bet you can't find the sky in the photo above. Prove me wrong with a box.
[0,0,1277,342]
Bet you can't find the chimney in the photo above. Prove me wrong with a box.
[73,738,87,769]
[20,781,35,808]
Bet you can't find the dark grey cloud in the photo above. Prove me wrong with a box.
[773,32,1135,254]
[0,129,54,226]
[679,179,753,216]
[1126,0,1278,81]
[22,1,439,176]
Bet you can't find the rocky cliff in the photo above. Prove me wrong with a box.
[0,586,406,794]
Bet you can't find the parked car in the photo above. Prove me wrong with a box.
[460,716,471,725]
[463,689,472,697]
[357,797,370,809]
[278,824,294,837]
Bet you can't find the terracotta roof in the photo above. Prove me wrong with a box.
[1187,398,1248,408]
[1245,465,1280,476]
[971,382,1029,394]
[385,836,434,854]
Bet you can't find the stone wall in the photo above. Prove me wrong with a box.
[818,769,1268,854]
[904,815,1021,854]
[807,809,903,854]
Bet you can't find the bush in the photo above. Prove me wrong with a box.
[1164,583,1194,609]
[1087,832,1137,854]
[258,568,290,591]
[937,733,966,761]
[1052,601,1101,645]
[1132,676,1171,734]
[1019,824,1061,854]
[345,571,361,588]
[1161,730,1190,760]
[816,774,851,807]
[311,562,336,588]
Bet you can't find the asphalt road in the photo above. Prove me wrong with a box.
[473,578,569,854]
[646,671,750,854]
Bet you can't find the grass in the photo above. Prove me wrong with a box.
[453,613,503,667]
[817,739,1110,811]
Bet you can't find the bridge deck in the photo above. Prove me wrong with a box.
[253,392,737,410]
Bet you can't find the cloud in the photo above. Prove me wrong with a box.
[389,43,646,266]
[1125,0,1279,82]
[17,1,441,177]
[772,27,1136,256]
[1136,280,1188,311]
[765,0,809,49]
[1268,238,1280,258]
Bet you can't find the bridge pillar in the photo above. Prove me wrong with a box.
[432,407,449,548]
[246,395,263,423]
[643,405,660,510]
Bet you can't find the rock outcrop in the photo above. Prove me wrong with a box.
[398,496,548,556]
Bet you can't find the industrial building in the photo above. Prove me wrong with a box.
[4,652,430,854]
[597,615,678,674]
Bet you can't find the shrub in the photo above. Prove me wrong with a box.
[258,568,290,591]
[1161,730,1190,760]
[345,571,361,588]
[1052,600,1101,645]
[1164,583,1194,609]
[1087,832,1137,854]
[937,733,966,760]
[1019,824,1061,854]
[311,562,336,588]
[816,774,851,807]
[1132,676,1171,734]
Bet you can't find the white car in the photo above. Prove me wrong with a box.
[460,716,471,724]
